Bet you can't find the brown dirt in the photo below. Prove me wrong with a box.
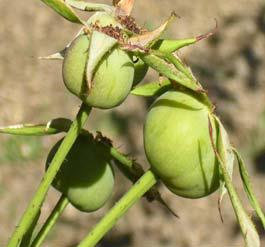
[0,0,265,246]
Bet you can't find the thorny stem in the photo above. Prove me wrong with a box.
[7,104,91,247]
[77,170,158,247]
[30,195,69,247]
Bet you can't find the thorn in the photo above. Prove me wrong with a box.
[146,188,179,218]
[218,198,224,223]
[196,18,218,42]
[156,194,180,218]
[170,11,181,19]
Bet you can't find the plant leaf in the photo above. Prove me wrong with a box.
[233,148,265,229]
[130,79,171,97]
[211,116,260,247]
[86,31,117,90]
[128,12,177,48]
[214,116,235,205]
[0,118,72,136]
[151,22,217,53]
[40,0,83,24]
[151,38,197,53]
[66,0,114,14]
[135,51,203,92]
[152,50,195,80]
[114,0,135,16]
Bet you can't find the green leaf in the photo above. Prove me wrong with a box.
[128,12,177,48]
[130,79,171,97]
[233,148,265,229]
[86,31,117,90]
[136,52,203,92]
[215,116,234,204]
[40,0,83,24]
[151,25,216,53]
[152,38,197,53]
[0,118,72,136]
[152,50,195,80]
[212,116,260,247]
[65,0,114,14]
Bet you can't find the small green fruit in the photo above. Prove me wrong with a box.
[46,135,114,212]
[63,12,134,109]
[144,90,219,198]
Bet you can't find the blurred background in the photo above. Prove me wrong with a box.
[1,0,265,246]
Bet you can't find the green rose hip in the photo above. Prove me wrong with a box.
[144,90,219,198]
[46,135,114,212]
[63,34,134,109]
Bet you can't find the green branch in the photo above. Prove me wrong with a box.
[7,104,91,247]
[30,195,69,247]
[77,170,158,247]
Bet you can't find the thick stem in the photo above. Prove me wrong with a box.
[30,195,69,247]
[7,104,91,247]
[77,170,158,247]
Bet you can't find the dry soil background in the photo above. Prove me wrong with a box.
[0,0,265,246]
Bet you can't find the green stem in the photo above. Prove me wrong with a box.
[30,195,69,247]
[77,170,158,247]
[7,104,91,247]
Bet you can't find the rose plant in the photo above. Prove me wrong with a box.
[2,1,265,247]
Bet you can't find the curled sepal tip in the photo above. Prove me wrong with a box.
[210,116,260,247]
[233,148,265,230]
[196,18,218,42]
[114,0,135,16]
[128,12,177,48]
[41,0,84,24]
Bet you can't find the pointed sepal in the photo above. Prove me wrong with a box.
[128,12,177,48]
[0,118,72,136]
[134,51,203,92]
[86,31,117,90]
[211,116,260,247]
[40,0,84,24]
[39,49,66,60]
[233,148,265,229]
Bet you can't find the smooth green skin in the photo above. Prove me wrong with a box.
[63,35,134,109]
[46,135,114,212]
[144,90,219,198]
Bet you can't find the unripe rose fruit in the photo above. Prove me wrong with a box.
[62,13,134,109]
[46,135,114,212]
[144,90,219,198]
